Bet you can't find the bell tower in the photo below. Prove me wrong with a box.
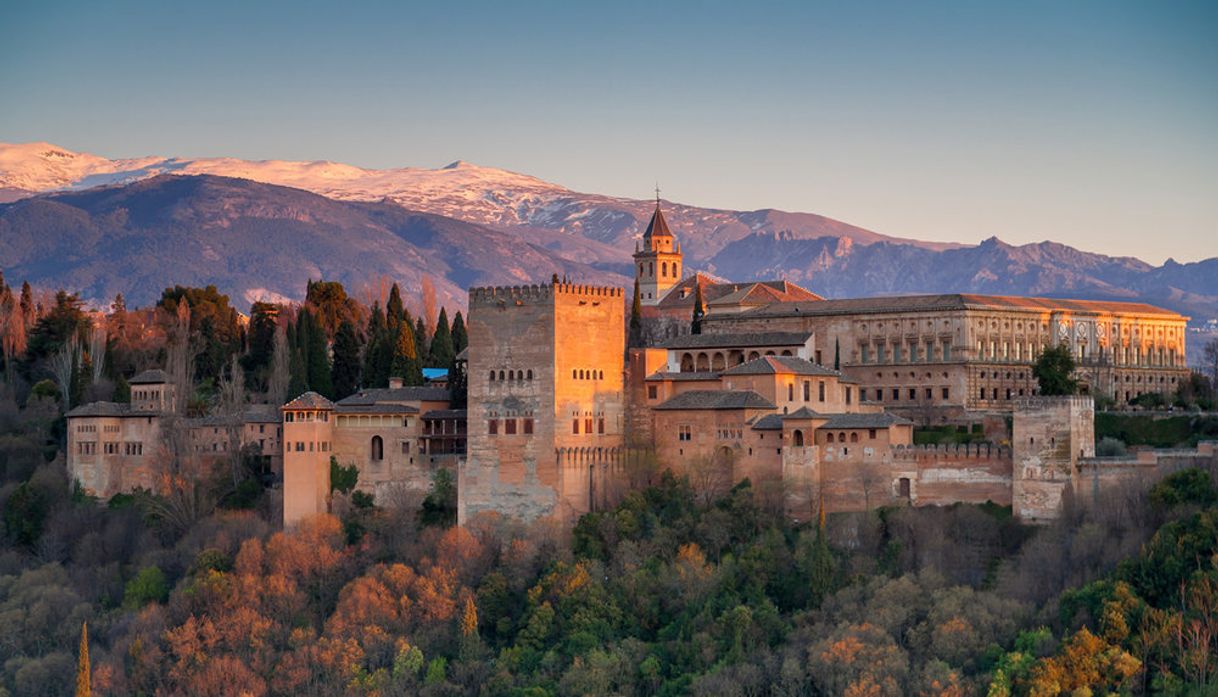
[633,191,682,306]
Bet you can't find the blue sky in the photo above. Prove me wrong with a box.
[2,0,1216,263]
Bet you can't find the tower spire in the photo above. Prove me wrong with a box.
[655,183,661,207]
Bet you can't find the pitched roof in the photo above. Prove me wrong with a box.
[719,293,1184,320]
[783,407,826,419]
[66,401,140,418]
[750,414,785,430]
[455,347,469,362]
[654,390,776,411]
[129,369,170,385]
[657,274,821,311]
[336,403,419,415]
[722,355,841,377]
[820,412,913,429]
[337,386,451,406]
[643,204,673,240]
[282,391,335,410]
[645,371,723,382]
[665,331,812,350]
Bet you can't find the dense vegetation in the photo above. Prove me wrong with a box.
[1,273,1217,695]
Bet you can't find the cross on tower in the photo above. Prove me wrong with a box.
[655,183,661,205]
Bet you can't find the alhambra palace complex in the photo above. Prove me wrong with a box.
[67,203,1216,528]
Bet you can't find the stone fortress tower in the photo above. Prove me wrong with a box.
[1011,396,1096,522]
[460,280,626,526]
[633,196,683,306]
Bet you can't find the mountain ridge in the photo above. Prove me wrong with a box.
[1,142,1215,328]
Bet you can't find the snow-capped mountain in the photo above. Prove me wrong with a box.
[0,141,943,262]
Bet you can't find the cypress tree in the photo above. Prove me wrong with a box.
[330,320,362,399]
[363,303,386,388]
[76,621,91,697]
[415,317,429,365]
[429,308,455,370]
[288,347,308,398]
[451,311,468,355]
[303,310,333,397]
[387,283,405,328]
[391,323,423,385]
[691,283,705,335]
[629,278,644,348]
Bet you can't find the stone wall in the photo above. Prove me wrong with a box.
[461,282,626,527]
[893,443,1013,507]
[1011,396,1095,522]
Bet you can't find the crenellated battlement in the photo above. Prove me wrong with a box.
[469,281,624,306]
[1013,395,1095,411]
[893,442,1011,461]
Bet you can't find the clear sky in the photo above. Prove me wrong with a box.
[2,0,1216,263]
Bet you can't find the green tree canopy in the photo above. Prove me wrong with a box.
[1034,343,1078,396]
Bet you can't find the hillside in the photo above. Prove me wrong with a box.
[0,174,626,308]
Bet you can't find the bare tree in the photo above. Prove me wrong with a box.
[857,461,889,511]
[421,275,438,335]
[1204,338,1218,387]
[267,324,290,406]
[217,355,248,487]
[88,322,107,383]
[689,449,733,506]
[50,335,80,411]
[165,302,196,415]
[0,292,27,381]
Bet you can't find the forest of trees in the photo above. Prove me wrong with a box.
[1,271,1217,695]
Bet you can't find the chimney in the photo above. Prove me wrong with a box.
[388,376,404,389]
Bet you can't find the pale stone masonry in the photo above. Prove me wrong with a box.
[460,281,625,526]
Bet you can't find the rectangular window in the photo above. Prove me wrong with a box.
[489,419,499,435]
[877,344,886,363]
[787,384,794,401]
[285,412,294,423]
[402,441,410,455]
[818,381,825,402]
[925,387,932,399]
[585,418,593,434]
[846,387,852,405]
[648,385,657,399]
[295,442,304,452]
[861,345,870,364]
[523,418,534,435]
[893,345,903,363]
[505,419,517,435]
[908,388,916,400]
[803,381,810,401]
[572,419,580,434]
[860,388,867,401]
[869,429,877,440]
[598,418,605,434]
[678,425,692,441]
[942,387,950,399]
[942,341,951,361]
[892,388,900,400]
[980,387,986,400]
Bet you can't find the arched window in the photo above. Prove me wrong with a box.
[579,369,585,379]
[649,262,654,276]
[793,429,805,447]
[598,370,604,379]
[371,435,383,461]
[489,371,496,381]
[498,370,505,381]
[572,369,577,379]
[527,369,534,380]
[661,261,667,277]
[838,432,846,443]
[516,370,524,380]
[827,432,835,443]
[850,432,859,443]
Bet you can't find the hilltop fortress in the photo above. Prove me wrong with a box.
[67,202,1210,528]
